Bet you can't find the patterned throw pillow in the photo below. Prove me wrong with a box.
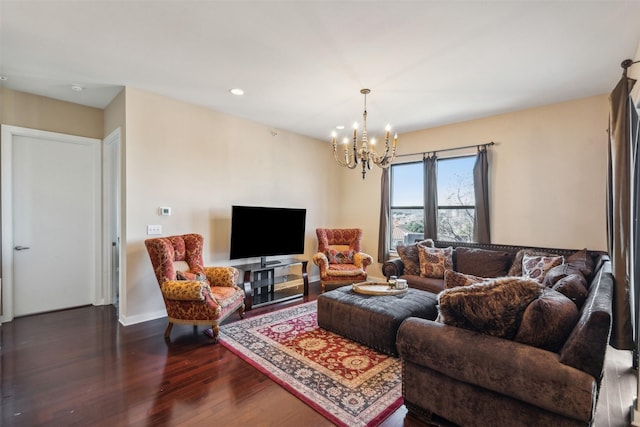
[522,255,564,282]
[507,249,561,276]
[418,245,453,279]
[326,248,355,264]
[443,270,485,289]
[176,271,206,281]
[396,239,434,276]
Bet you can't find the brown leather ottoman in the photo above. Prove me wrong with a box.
[316,286,439,356]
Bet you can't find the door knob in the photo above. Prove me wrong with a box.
[14,246,30,251]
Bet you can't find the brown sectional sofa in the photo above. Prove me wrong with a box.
[382,241,613,426]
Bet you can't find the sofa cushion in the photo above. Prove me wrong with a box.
[507,249,561,277]
[542,263,587,288]
[552,274,588,309]
[418,245,453,279]
[396,239,434,276]
[566,248,596,281]
[514,289,579,352]
[522,254,564,282]
[400,274,445,294]
[437,277,543,339]
[455,246,511,277]
[455,247,512,277]
[443,269,484,289]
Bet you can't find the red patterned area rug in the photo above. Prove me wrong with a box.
[219,301,402,427]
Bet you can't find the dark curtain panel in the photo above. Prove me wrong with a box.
[473,147,491,243]
[607,75,636,350]
[631,100,639,365]
[423,154,438,240]
[378,167,390,262]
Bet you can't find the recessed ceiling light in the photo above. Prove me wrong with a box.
[71,84,84,92]
[229,88,244,96]
[336,125,345,130]
[0,76,7,81]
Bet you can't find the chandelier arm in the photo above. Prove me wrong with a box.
[330,88,397,179]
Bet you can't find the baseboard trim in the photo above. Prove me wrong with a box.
[119,309,166,326]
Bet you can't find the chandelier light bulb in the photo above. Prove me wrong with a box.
[342,137,349,144]
[371,138,376,145]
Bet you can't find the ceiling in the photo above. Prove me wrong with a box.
[1,1,640,141]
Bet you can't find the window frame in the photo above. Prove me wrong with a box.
[389,155,476,252]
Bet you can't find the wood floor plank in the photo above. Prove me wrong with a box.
[0,281,635,426]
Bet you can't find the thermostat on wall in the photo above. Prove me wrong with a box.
[159,207,171,216]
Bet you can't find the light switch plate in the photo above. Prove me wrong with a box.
[147,224,162,235]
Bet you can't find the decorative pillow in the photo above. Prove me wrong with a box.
[565,249,595,281]
[443,270,484,289]
[455,247,512,277]
[507,249,561,277]
[514,289,579,352]
[552,274,589,309]
[396,239,435,276]
[326,245,355,264]
[437,276,543,339]
[418,245,453,279]
[176,270,207,281]
[522,255,564,282]
[542,263,586,288]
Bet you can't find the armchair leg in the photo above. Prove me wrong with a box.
[238,304,245,319]
[209,324,220,341]
[164,322,174,338]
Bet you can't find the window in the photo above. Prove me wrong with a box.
[436,156,475,241]
[389,156,476,249]
[390,162,424,248]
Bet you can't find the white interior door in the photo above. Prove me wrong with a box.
[1,126,101,319]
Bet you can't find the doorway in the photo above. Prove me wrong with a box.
[1,125,102,320]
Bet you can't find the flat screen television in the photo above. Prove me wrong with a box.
[229,205,306,267]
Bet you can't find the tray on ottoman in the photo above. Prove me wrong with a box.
[317,285,438,356]
[352,281,408,296]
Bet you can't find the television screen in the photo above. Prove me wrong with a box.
[229,205,306,263]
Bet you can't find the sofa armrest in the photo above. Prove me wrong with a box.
[397,318,596,422]
[161,280,208,301]
[382,257,404,278]
[204,266,239,287]
[312,252,329,269]
[353,252,373,268]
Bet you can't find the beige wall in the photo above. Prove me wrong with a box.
[121,87,342,323]
[0,88,103,138]
[360,95,609,265]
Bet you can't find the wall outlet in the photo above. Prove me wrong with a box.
[147,224,162,235]
[158,207,171,216]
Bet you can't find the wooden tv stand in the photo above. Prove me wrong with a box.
[231,258,309,310]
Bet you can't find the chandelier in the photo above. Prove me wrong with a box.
[331,88,398,179]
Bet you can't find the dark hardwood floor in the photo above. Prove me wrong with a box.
[0,281,635,426]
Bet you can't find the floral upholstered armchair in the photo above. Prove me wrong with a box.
[144,233,245,341]
[312,228,373,291]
